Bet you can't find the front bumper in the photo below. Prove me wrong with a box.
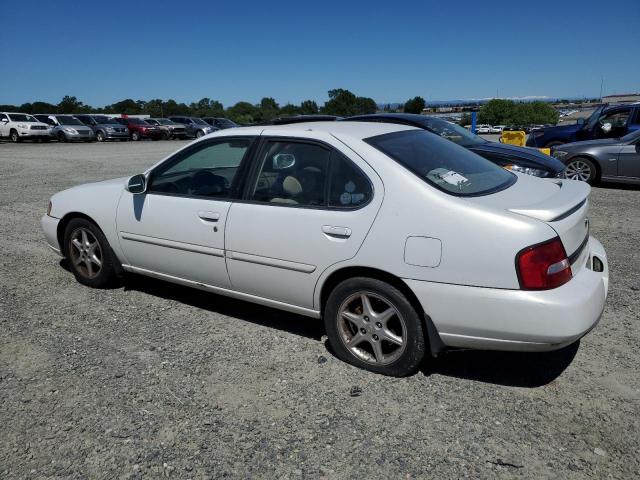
[104,131,129,139]
[405,236,608,352]
[41,214,62,255]
[18,130,51,139]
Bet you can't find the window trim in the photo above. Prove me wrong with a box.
[145,135,258,201]
[237,136,374,211]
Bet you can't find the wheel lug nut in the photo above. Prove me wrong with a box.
[376,322,382,328]
[363,316,369,322]
[360,328,366,334]
[372,334,379,341]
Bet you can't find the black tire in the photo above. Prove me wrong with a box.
[42,138,51,143]
[163,130,172,140]
[10,129,20,143]
[63,218,119,288]
[196,129,205,138]
[131,131,141,141]
[57,131,68,143]
[324,277,426,377]
[564,156,599,185]
[545,140,564,148]
[96,130,105,142]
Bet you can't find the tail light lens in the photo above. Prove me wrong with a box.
[516,237,572,290]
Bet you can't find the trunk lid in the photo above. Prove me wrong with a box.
[468,174,591,272]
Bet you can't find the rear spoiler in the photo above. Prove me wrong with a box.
[509,180,590,222]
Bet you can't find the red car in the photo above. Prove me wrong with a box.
[114,117,163,141]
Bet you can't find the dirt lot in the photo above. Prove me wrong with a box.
[1,140,639,479]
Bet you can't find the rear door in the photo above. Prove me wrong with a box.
[224,132,383,309]
[618,140,640,179]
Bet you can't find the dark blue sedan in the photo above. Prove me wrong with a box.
[345,113,565,178]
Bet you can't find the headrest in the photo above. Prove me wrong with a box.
[282,176,302,196]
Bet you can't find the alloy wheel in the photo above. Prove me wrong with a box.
[337,291,406,365]
[68,227,103,279]
[565,160,592,182]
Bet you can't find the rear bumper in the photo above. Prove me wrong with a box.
[41,214,62,255]
[405,236,608,352]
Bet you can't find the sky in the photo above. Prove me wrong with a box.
[1,0,639,108]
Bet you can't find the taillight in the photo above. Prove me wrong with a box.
[516,237,572,290]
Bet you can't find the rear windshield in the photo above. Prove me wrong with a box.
[365,129,515,196]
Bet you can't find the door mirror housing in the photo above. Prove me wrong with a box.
[0,118,8,123]
[126,174,147,194]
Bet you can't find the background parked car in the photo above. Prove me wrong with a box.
[552,129,640,185]
[34,115,95,142]
[476,124,492,134]
[144,118,188,139]
[344,113,565,178]
[202,117,239,130]
[0,112,51,142]
[74,114,129,142]
[113,117,163,141]
[167,116,217,138]
[527,103,640,148]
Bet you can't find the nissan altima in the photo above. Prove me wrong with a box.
[41,122,609,376]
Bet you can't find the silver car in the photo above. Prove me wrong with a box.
[34,115,95,143]
[552,130,640,185]
[145,118,189,139]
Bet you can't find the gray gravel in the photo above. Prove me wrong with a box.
[1,140,639,479]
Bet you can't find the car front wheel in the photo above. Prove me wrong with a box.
[10,130,20,143]
[324,277,426,377]
[96,131,105,142]
[64,218,119,288]
[564,157,598,184]
[131,131,140,141]
[196,130,205,138]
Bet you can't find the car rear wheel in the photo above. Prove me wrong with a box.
[10,129,20,143]
[131,131,140,141]
[64,218,118,288]
[96,131,105,142]
[324,277,426,377]
[564,157,598,184]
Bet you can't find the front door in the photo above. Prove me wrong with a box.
[116,137,255,288]
[225,134,382,309]
[618,142,640,179]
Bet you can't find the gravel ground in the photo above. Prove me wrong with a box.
[1,140,639,479]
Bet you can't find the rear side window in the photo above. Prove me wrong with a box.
[365,129,515,196]
[329,153,372,208]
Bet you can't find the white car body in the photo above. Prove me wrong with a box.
[476,125,492,134]
[0,112,51,142]
[491,125,506,133]
[42,122,608,355]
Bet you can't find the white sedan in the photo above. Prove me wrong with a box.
[41,122,609,376]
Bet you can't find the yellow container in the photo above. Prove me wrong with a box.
[500,130,526,146]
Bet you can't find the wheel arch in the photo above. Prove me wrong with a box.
[566,154,602,182]
[318,266,446,355]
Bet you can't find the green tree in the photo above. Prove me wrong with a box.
[226,101,260,124]
[189,98,224,118]
[257,97,280,121]
[162,99,190,116]
[355,96,378,115]
[299,100,319,115]
[280,104,301,116]
[403,96,426,114]
[458,113,472,126]
[322,89,358,116]
[478,99,558,125]
[57,95,85,114]
[104,98,142,115]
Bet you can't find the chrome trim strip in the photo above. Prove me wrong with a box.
[120,232,224,257]
[121,264,320,318]
[227,251,316,273]
[550,199,586,222]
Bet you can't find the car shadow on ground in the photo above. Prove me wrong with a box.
[422,341,579,388]
[122,274,325,341]
[598,181,640,191]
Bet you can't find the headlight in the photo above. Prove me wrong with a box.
[63,127,78,134]
[106,127,115,132]
[552,150,568,160]
[17,124,28,129]
[504,164,547,177]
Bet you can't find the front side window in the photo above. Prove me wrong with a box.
[599,109,630,128]
[251,141,330,206]
[149,138,253,198]
[365,129,515,196]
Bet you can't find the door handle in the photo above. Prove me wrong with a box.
[322,225,352,238]
[197,211,220,222]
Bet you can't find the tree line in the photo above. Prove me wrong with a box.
[459,99,560,126]
[0,90,430,124]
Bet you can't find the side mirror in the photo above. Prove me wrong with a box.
[601,122,612,134]
[126,174,147,194]
[0,118,8,123]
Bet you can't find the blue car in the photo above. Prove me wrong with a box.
[345,113,565,178]
[526,103,640,148]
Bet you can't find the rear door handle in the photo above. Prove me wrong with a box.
[322,225,352,238]
[198,211,220,222]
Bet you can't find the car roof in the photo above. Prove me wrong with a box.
[217,121,416,141]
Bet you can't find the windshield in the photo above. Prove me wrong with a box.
[418,117,486,147]
[145,119,159,125]
[157,119,175,125]
[218,118,238,127]
[92,116,115,124]
[365,129,515,196]
[193,118,208,126]
[129,118,150,125]
[585,105,606,129]
[8,114,38,122]
[58,116,83,126]
[621,129,640,143]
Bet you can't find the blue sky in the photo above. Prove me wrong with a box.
[1,0,638,107]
